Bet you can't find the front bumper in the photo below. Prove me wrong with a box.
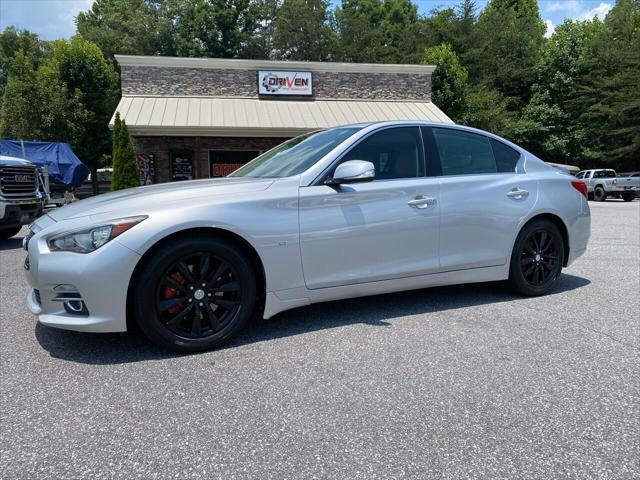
[24,231,141,333]
[0,199,43,227]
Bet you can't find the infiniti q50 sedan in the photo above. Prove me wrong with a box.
[24,121,591,352]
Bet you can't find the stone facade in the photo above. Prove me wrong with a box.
[133,136,287,183]
[121,66,431,101]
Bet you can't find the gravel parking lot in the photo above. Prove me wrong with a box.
[1,200,638,479]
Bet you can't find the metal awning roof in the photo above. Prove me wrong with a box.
[112,96,452,137]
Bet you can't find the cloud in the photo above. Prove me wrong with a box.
[0,0,92,40]
[577,2,612,21]
[543,0,612,22]
[543,19,556,39]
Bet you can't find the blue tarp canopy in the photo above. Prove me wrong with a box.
[0,140,90,187]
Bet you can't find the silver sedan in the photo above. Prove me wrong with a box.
[24,121,591,352]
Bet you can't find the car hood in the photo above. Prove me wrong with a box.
[47,177,274,222]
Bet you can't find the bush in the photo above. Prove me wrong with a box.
[111,112,138,191]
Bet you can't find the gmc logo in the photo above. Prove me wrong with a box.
[14,175,30,182]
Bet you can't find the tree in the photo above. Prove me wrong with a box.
[0,27,46,105]
[274,0,336,61]
[158,0,264,59]
[335,0,423,63]
[568,0,640,170]
[422,43,468,122]
[0,51,43,139]
[512,19,603,163]
[468,0,545,110]
[461,86,513,135]
[76,0,161,59]
[111,112,139,190]
[43,36,118,193]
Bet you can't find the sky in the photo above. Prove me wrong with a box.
[0,0,614,41]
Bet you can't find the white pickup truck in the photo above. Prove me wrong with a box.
[576,169,638,202]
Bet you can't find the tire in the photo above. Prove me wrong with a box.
[622,192,635,202]
[508,219,564,296]
[133,235,257,352]
[0,225,22,240]
[593,186,607,202]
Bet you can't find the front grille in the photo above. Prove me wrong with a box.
[0,165,38,197]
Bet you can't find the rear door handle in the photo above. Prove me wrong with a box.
[408,195,437,209]
[506,188,529,200]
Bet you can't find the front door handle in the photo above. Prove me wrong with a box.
[408,195,437,209]
[506,188,529,200]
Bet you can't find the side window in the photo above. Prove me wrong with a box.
[341,127,425,180]
[432,128,497,176]
[490,139,520,172]
[584,171,592,179]
[576,172,584,179]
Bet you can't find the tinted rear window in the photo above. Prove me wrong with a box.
[489,139,520,172]
[432,128,496,176]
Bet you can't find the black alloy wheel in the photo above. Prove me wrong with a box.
[519,230,559,287]
[134,235,256,352]
[508,219,564,296]
[156,253,242,339]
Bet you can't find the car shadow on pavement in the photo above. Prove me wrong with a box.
[35,273,590,364]
[0,237,23,251]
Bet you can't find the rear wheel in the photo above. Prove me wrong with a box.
[508,219,564,296]
[622,192,635,202]
[593,186,607,202]
[0,225,22,240]
[134,235,257,352]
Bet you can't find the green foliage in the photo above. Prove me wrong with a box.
[76,0,161,59]
[461,86,513,135]
[0,27,46,102]
[422,44,468,122]
[335,0,424,63]
[0,35,117,193]
[274,0,337,61]
[568,0,640,170]
[469,0,545,110]
[159,0,266,59]
[111,112,139,190]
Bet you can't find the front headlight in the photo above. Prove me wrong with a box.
[47,216,147,253]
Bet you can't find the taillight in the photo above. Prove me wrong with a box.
[571,180,588,199]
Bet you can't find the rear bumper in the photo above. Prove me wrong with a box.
[566,204,590,266]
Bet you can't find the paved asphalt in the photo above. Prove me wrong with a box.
[1,200,638,479]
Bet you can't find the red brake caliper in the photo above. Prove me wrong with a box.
[162,272,186,314]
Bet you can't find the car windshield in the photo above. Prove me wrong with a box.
[229,126,363,178]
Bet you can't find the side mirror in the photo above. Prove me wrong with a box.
[327,160,375,185]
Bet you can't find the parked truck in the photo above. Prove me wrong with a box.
[575,169,637,202]
[616,172,640,199]
[0,155,44,239]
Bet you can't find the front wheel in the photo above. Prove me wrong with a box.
[508,219,564,296]
[133,235,257,352]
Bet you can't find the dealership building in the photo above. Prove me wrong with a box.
[111,55,452,183]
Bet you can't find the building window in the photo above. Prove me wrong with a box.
[209,150,260,177]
